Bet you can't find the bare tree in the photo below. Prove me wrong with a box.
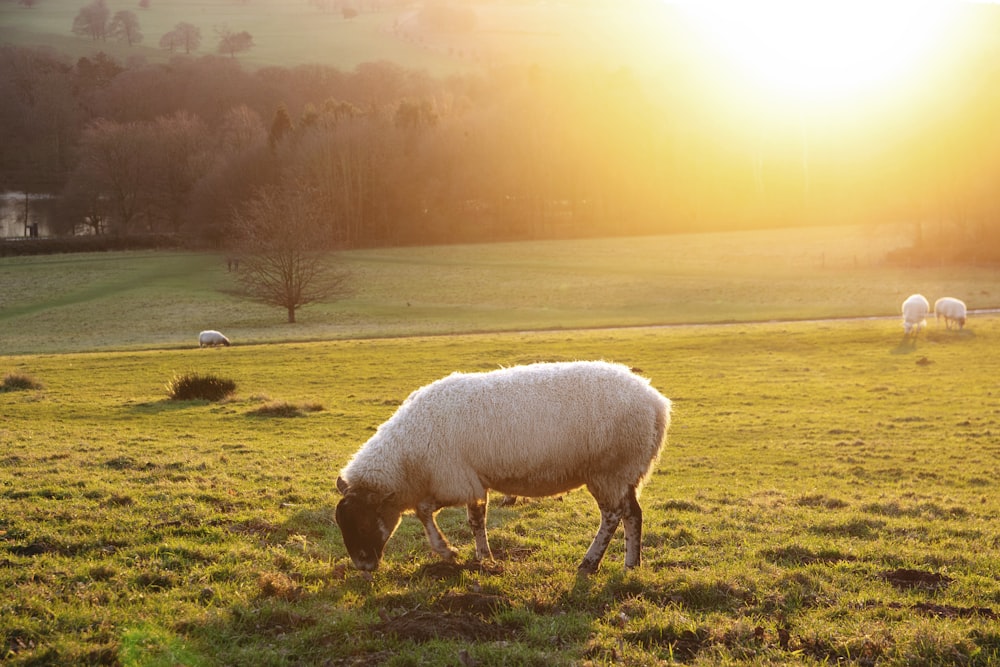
[216,27,254,58]
[70,118,154,235]
[147,112,211,233]
[160,21,201,54]
[71,0,110,40]
[218,105,266,153]
[230,184,351,323]
[108,10,143,46]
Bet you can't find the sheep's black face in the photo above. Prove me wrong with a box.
[335,491,400,572]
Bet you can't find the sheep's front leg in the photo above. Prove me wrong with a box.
[467,498,493,562]
[578,498,624,575]
[622,485,643,569]
[415,500,458,562]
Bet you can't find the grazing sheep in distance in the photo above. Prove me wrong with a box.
[335,361,671,575]
[198,330,231,347]
[901,294,930,336]
[934,297,967,330]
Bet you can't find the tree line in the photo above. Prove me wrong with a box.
[3,8,1000,261]
[69,0,256,58]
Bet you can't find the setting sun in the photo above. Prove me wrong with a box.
[676,1,959,105]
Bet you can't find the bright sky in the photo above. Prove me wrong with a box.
[674,1,960,107]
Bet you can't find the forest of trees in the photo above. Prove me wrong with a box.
[2,15,1000,260]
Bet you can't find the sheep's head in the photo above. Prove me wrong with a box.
[335,477,401,573]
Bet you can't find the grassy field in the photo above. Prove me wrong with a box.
[0,0,464,74]
[3,226,1000,664]
[2,314,999,665]
[0,0,731,77]
[2,224,999,356]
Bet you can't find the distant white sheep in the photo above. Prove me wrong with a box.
[198,330,231,347]
[901,294,930,336]
[335,361,671,574]
[934,297,967,330]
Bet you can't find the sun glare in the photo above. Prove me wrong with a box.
[676,1,958,106]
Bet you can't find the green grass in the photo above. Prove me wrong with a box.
[2,314,1000,665]
[0,0,472,74]
[2,226,1000,664]
[2,225,998,356]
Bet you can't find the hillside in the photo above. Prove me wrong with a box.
[0,0,678,75]
[2,224,998,355]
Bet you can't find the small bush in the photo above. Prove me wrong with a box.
[1,372,43,392]
[166,373,236,401]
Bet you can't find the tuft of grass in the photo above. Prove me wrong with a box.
[166,373,236,401]
[1,371,42,392]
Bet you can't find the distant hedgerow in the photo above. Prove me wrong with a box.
[166,373,236,401]
[1,372,43,392]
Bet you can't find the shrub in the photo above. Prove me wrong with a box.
[1,372,43,392]
[166,373,236,401]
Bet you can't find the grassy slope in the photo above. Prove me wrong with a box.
[2,224,999,356]
[2,316,999,665]
[0,0,465,74]
[3,227,1000,663]
[0,1,721,76]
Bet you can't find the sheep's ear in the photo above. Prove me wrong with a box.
[336,476,350,495]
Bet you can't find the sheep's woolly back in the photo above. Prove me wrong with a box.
[199,330,230,345]
[902,294,929,329]
[934,297,966,319]
[340,361,671,509]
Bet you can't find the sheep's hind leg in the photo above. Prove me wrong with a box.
[467,498,493,561]
[578,497,624,575]
[622,485,643,569]
[415,500,458,562]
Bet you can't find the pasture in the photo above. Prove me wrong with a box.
[2,224,998,356]
[2,225,1000,664]
[0,0,676,75]
[2,319,999,665]
[0,0,463,74]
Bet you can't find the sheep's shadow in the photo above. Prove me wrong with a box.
[892,327,977,354]
[928,328,977,343]
[891,336,921,355]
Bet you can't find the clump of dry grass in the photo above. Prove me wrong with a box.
[166,372,236,401]
[256,571,302,601]
[1,372,42,392]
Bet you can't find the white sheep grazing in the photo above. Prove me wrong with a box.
[901,294,930,336]
[335,361,671,575]
[934,297,967,330]
[198,330,231,347]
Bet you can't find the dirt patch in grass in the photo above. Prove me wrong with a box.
[374,609,514,642]
[436,592,509,616]
[625,626,710,661]
[877,568,952,590]
[911,601,998,619]
[414,559,508,579]
[761,545,858,566]
[246,401,324,418]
